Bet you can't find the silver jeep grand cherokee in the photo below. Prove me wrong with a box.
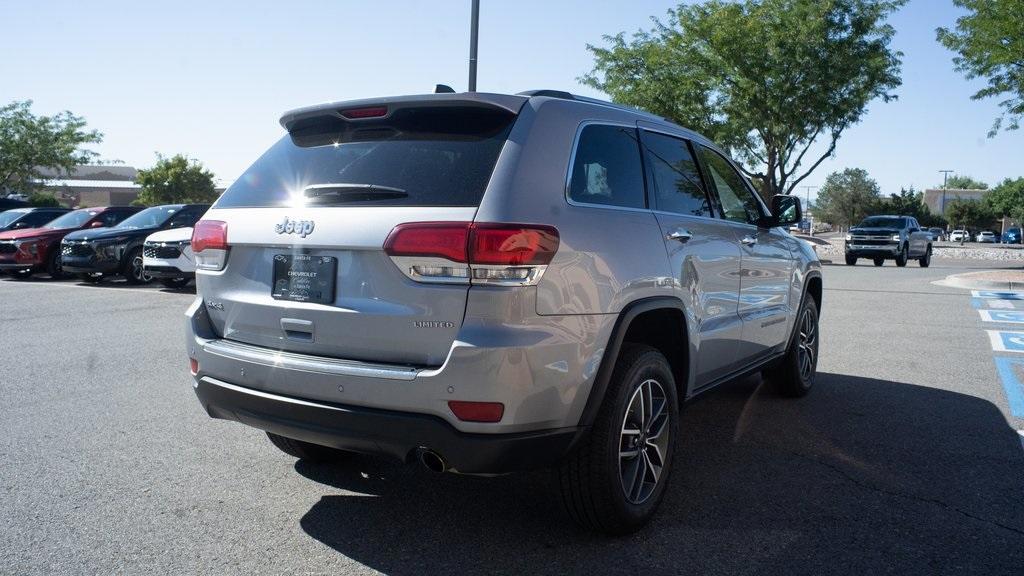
[186,89,822,534]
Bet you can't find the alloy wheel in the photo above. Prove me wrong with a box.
[132,256,152,283]
[797,307,818,383]
[619,379,669,505]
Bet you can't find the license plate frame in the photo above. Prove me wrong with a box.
[271,254,337,304]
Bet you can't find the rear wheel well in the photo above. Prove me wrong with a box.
[622,308,688,401]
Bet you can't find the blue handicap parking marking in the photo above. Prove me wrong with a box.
[972,290,1024,300]
[978,310,1024,324]
[993,357,1024,418]
[971,298,982,309]
[987,330,1024,353]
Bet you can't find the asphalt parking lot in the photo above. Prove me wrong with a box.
[2,261,1023,576]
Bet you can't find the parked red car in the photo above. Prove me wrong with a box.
[0,206,141,279]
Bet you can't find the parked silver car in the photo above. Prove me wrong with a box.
[185,90,822,533]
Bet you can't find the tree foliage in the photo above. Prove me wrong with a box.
[946,198,995,229]
[874,186,945,226]
[27,192,60,207]
[134,154,218,207]
[941,174,989,189]
[0,101,103,193]
[582,0,906,199]
[984,177,1024,222]
[814,168,882,228]
[936,0,1024,135]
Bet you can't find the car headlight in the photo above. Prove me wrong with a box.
[892,234,901,241]
[845,234,852,241]
[16,240,39,256]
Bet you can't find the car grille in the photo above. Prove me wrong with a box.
[0,242,16,255]
[144,243,182,259]
[63,242,93,257]
[849,235,893,246]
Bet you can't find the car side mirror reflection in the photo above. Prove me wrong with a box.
[89,220,106,228]
[763,194,801,228]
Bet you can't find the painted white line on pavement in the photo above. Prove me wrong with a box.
[972,290,1024,300]
[987,330,1024,353]
[988,299,1016,309]
[979,309,1024,324]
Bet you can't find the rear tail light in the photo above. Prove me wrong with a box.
[192,220,228,271]
[383,222,559,286]
[448,400,504,423]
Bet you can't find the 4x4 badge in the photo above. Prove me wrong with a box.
[275,217,315,238]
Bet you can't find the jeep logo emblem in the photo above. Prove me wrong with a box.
[275,217,315,238]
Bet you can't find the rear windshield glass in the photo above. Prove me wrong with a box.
[216,107,515,208]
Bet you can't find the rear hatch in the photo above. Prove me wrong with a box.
[199,95,524,367]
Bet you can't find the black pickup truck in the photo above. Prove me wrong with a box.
[844,215,933,267]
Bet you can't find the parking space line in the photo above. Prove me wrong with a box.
[993,357,1024,418]
[978,310,1024,324]
[972,290,1024,300]
[987,330,1024,353]
[987,299,1016,309]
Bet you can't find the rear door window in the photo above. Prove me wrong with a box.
[642,131,712,217]
[568,124,646,209]
[216,107,515,208]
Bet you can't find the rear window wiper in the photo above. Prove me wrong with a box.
[304,183,408,202]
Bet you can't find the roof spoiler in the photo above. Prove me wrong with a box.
[279,92,527,132]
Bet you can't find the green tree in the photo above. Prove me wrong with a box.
[0,100,103,193]
[946,198,995,230]
[937,0,1024,135]
[134,154,217,206]
[942,174,988,189]
[984,177,1024,222]
[582,0,906,199]
[27,192,60,207]
[814,168,883,228]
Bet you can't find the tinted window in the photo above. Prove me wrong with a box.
[859,216,905,229]
[642,132,711,217]
[115,206,182,229]
[44,209,98,229]
[167,207,206,228]
[21,211,63,227]
[217,107,514,208]
[569,124,645,209]
[697,146,762,224]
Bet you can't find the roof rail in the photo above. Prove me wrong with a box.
[516,89,666,121]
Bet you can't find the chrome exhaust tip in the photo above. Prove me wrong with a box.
[417,448,447,473]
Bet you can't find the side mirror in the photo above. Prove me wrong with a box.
[764,194,801,228]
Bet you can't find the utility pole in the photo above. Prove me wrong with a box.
[468,0,479,92]
[939,169,953,217]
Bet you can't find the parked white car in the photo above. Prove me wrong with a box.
[949,229,971,242]
[975,231,997,243]
[142,226,195,288]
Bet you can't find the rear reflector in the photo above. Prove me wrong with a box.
[192,220,228,252]
[448,401,504,423]
[189,357,199,376]
[340,106,388,119]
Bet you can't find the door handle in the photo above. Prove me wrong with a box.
[667,229,693,243]
[740,235,757,247]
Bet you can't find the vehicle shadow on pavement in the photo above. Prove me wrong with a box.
[296,373,1024,576]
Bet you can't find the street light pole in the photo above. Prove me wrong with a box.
[939,169,953,215]
[468,0,479,92]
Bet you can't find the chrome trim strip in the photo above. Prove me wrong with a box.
[202,339,420,381]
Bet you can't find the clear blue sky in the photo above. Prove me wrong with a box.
[2,0,1022,199]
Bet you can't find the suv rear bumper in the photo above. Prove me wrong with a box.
[194,376,578,474]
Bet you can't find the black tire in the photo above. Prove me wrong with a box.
[845,254,857,266]
[266,432,351,462]
[558,343,678,535]
[123,247,153,285]
[895,244,908,267]
[919,246,931,268]
[763,297,819,397]
[9,268,33,280]
[160,277,191,289]
[80,273,103,284]
[873,258,884,267]
[46,249,66,279]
